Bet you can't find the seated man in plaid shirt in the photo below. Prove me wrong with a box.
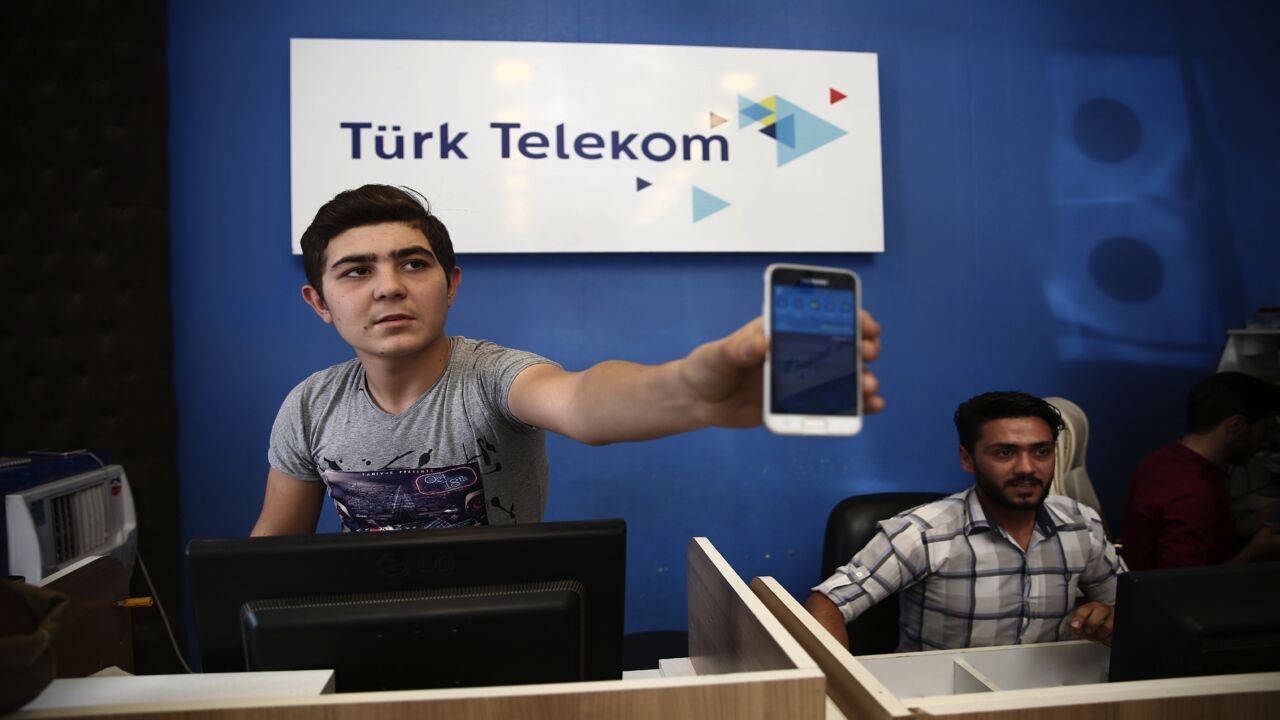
[805,391,1120,651]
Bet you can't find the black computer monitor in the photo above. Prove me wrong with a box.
[1108,561,1280,682]
[187,519,625,692]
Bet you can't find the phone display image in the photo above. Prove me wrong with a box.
[764,264,861,436]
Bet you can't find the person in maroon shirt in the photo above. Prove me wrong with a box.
[1121,372,1280,570]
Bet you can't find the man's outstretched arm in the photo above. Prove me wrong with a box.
[508,311,883,445]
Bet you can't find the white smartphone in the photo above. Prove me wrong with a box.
[763,263,862,436]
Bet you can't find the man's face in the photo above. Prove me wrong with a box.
[1224,415,1278,466]
[301,222,460,362]
[960,416,1056,512]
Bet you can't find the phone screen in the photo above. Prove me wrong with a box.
[768,267,859,418]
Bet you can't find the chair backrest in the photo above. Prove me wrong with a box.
[1044,396,1111,536]
[1046,396,1088,480]
[820,491,946,655]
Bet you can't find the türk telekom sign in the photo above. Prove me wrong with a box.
[290,39,883,253]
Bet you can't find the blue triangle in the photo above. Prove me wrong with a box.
[692,186,730,222]
[738,95,772,127]
[636,177,651,191]
[759,124,777,139]
[774,113,796,149]
[774,96,847,166]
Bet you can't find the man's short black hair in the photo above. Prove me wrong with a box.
[954,391,1064,454]
[300,184,457,297]
[1186,372,1280,434]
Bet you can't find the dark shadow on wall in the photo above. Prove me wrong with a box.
[1054,361,1207,538]
[0,0,184,674]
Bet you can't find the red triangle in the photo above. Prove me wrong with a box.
[830,88,847,104]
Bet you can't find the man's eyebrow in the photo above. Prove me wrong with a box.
[328,245,435,270]
[988,441,1054,449]
[329,252,376,269]
[391,245,435,260]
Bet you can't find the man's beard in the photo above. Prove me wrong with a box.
[1223,439,1263,467]
[976,471,1050,511]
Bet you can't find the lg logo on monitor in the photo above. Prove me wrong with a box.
[377,552,456,578]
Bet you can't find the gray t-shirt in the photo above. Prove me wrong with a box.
[269,336,555,530]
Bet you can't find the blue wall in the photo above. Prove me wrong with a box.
[169,0,1280,635]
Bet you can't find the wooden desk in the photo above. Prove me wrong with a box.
[13,539,824,719]
[38,555,133,677]
[750,575,1280,719]
[19,670,335,712]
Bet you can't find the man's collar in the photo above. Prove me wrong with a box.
[1036,501,1072,536]
[1173,439,1230,477]
[961,487,992,535]
[961,485,1069,537]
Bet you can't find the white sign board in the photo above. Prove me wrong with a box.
[291,39,883,253]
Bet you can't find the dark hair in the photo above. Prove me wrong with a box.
[1186,372,1280,434]
[953,391,1064,454]
[300,185,457,296]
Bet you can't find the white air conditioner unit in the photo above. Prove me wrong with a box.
[5,464,137,583]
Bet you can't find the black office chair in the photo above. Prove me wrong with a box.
[820,491,946,655]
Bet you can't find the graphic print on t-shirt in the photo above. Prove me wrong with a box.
[320,461,490,531]
[467,435,517,521]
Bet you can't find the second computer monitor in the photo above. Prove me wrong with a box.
[187,519,626,692]
[1108,561,1280,682]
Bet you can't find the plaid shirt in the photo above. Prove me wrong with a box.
[814,487,1120,651]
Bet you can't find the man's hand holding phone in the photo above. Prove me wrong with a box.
[672,299,881,434]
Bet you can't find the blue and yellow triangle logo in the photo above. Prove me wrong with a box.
[738,94,846,166]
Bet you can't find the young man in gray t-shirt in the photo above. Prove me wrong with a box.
[254,184,885,535]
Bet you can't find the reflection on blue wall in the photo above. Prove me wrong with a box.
[169,0,1280,637]
[1045,51,1236,366]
